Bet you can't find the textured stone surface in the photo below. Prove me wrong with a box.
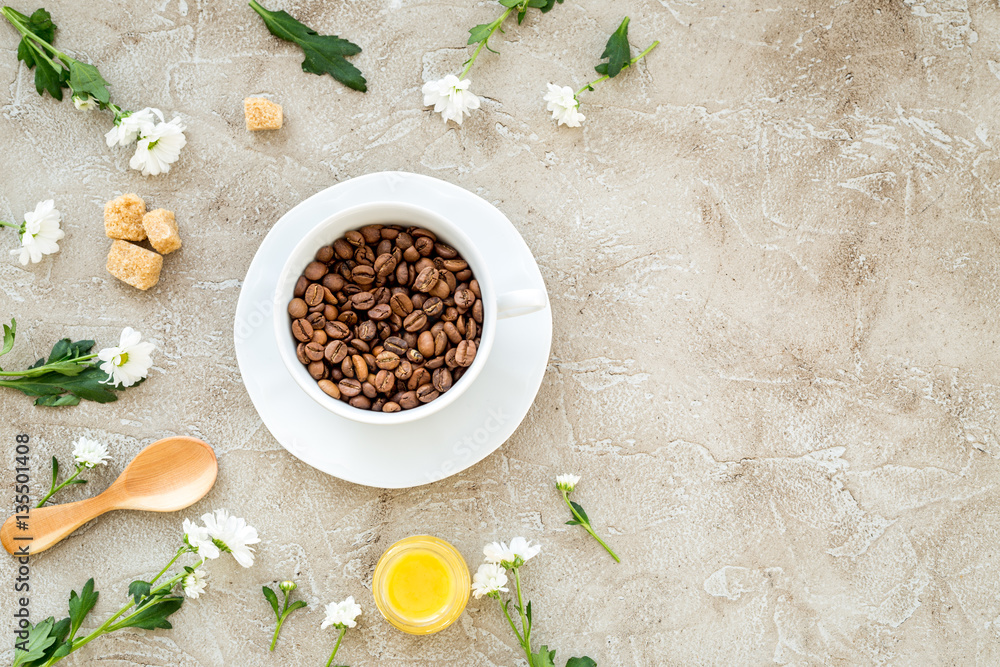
[2,0,999,665]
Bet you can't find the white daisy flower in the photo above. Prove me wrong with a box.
[556,473,581,492]
[97,327,155,388]
[105,107,161,148]
[183,518,217,559]
[471,562,509,599]
[484,537,541,567]
[9,199,64,265]
[72,437,110,468]
[182,568,208,599]
[321,596,362,630]
[129,117,187,176]
[544,83,585,128]
[200,508,260,568]
[422,75,481,125]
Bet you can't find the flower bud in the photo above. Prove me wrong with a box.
[279,580,297,593]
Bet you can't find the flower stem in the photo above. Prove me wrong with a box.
[324,627,346,667]
[0,353,98,377]
[151,547,187,585]
[269,589,290,651]
[35,464,84,508]
[563,490,620,562]
[459,7,514,79]
[0,220,22,230]
[498,597,525,645]
[512,567,532,659]
[576,40,661,97]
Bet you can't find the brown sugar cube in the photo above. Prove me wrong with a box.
[244,97,283,131]
[106,240,163,290]
[104,194,147,241]
[142,208,181,255]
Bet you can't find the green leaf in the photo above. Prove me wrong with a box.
[525,600,532,633]
[262,585,280,618]
[12,617,56,667]
[467,23,494,45]
[68,578,98,639]
[48,338,72,362]
[249,1,366,92]
[67,60,110,105]
[570,500,591,525]
[116,596,184,630]
[286,599,307,615]
[530,645,557,667]
[129,580,152,607]
[50,455,59,489]
[598,16,631,78]
[498,0,521,6]
[66,478,87,485]
[34,393,82,407]
[6,366,118,404]
[565,519,581,526]
[567,658,597,667]
[11,8,68,101]
[1,318,16,357]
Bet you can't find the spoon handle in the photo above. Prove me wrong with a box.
[1,495,114,555]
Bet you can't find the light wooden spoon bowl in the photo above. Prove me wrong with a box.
[1,436,217,556]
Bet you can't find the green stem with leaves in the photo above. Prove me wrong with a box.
[35,463,84,508]
[324,627,346,667]
[0,353,97,378]
[562,489,620,562]
[460,7,513,78]
[576,40,660,98]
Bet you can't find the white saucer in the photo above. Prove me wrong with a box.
[234,172,552,488]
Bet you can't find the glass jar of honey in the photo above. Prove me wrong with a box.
[372,535,470,634]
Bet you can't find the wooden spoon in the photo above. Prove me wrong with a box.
[1,436,217,556]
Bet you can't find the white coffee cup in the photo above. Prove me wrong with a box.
[274,201,548,424]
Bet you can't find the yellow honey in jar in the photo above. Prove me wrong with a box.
[373,535,470,634]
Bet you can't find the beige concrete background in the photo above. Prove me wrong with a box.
[1,0,999,664]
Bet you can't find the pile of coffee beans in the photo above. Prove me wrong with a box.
[288,224,483,412]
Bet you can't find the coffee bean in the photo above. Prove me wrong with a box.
[374,370,395,393]
[350,338,371,353]
[455,340,477,366]
[345,230,365,247]
[398,391,419,409]
[403,310,428,332]
[425,356,444,370]
[413,267,439,292]
[351,355,369,382]
[394,359,413,380]
[434,330,448,356]
[455,288,475,310]
[353,264,376,286]
[339,378,362,397]
[318,379,341,399]
[361,381,377,399]
[408,367,431,391]
[288,298,308,319]
[445,348,458,369]
[325,321,350,339]
[374,253,397,279]
[305,342,325,361]
[416,384,439,403]
[417,331,434,358]
[360,225,383,244]
[308,360,326,380]
[325,340,349,364]
[429,280,451,299]
[407,348,425,365]
[390,293,413,317]
[466,319,477,340]
[322,273,345,292]
[443,258,468,272]
[443,321,461,344]
[304,283,324,306]
[433,367,453,392]
[332,368,344,381]
[306,312,326,330]
[349,395,372,409]
[357,319,377,341]
[294,276,309,297]
[384,336,408,355]
[339,310,359,326]
[304,261,328,281]
[472,299,483,323]
[316,245,335,263]
[292,318,314,342]
[423,296,444,318]
[375,350,400,370]
[352,292,376,310]
[296,343,308,365]
[383,401,401,413]
[332,238,352,259]
[414,237,434,257]
[369,304,392,321]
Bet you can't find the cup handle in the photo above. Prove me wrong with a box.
[496,289,548,320]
